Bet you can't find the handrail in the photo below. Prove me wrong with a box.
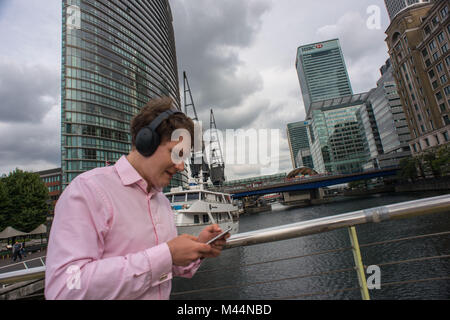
[224,194,450,249]
[0,194,449,286]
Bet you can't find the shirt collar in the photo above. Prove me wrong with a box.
[115,156,162,194]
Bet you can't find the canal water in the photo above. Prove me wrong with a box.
[171,191,450,300]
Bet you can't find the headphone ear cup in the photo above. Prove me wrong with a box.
[136,127,155,157]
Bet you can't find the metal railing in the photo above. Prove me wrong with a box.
[1,194,449,300]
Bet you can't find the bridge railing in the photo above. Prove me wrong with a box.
[0,194,449,300]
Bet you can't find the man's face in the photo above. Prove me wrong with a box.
[143,137,190,189]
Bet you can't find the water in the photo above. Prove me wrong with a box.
[171,191,450,300]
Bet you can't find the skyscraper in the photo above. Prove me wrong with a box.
[61,0,182,189]
[296,39,353,115]
[384,0,432,21]
[287,121,314,169]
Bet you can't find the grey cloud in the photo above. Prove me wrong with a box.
[172,0,271,111]
[0,60,59,123]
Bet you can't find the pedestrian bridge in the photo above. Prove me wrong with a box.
[224,167,399,199]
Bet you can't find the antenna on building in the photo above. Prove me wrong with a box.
[209,109,225,186]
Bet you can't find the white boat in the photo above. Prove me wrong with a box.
[166,184,239,237]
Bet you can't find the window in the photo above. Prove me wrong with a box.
[431,15,440,27]
[194,215,200,224]
[425,59,432,67]
[440,103,447,112]
[432,52,440,61]
[442,43,448,54]
[202,214,209,223]
[424,25,431,35]
[445,86,450,96]
[441,6,449,19]
[443,131,449,142]
[425,138,430,147]
[436,63,444,73]
[429,40,437,51]
[432,80,439,89]
[174,194,186,202]
[422,48,428,57]
[437,32,445,43]
[441,75,448,85]
[444,115,450,126]
[436,91,443,101]
[428,69,436,79]
[187,193,199,201]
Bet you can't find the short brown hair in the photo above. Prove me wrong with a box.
[130,97,194,148]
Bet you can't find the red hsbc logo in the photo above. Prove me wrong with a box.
[316,44,323,49]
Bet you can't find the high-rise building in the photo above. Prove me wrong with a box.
[61,0,183,189]
[308,93,373,174]
[296,39,353,115]
[384,0,432,21]
[385,0,449,155]
[368,59,412,168]
[287,121,314,169]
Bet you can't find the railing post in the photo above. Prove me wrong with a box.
[348,226,370,300]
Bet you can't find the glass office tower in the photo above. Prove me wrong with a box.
[296,39,353,115]
[308,93,372,174]
[287,121,314,169]
[61,0,183,189]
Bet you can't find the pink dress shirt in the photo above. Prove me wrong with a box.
[45,156,201,300]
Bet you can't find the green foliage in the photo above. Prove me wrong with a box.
[0,169,49,232]
[398,157,418,182]
[398,144,450,181]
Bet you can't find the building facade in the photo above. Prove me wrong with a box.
[384,0,433,21]
[368,59,412,168]
[286,121,314,169]
[296,39,353,115]
[385,1,449,156]
[307,93,374,174]
[61,0,185,189]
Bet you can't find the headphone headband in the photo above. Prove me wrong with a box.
[135,108,184,157]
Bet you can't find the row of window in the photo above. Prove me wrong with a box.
[64,100,132,123]
[63,148,125,162]
[64,111,129,132]
[65,135,130,153]
[65,88,137,114]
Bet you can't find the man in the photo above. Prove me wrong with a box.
[45,97,228,300]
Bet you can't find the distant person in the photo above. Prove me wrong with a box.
[20,241,27,258]
[12,242,22,262]
[45,97,229,300]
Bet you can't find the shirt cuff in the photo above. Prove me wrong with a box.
[145,243,173,287]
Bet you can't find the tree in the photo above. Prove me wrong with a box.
[398,157,418,182]
[1,169,49,232]
[0,179,11,231]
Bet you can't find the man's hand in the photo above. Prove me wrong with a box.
[198,224,230,258]
[167,234,212,266]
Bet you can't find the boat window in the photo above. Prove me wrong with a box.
[205,193,216,201]
[201,192,206,200]
[187,193,199,201]
[218,213,222,221]
[225,195,231,203]
[194,215,200,224]
[203,215,209,223]
[174,194,186,202]
[216,195,223,203]
[167,195,173,203]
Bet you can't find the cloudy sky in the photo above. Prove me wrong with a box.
[0,0,391,180]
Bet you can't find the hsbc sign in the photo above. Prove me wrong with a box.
[302,43,324,52]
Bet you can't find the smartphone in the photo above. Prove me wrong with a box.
[206,226,232,244]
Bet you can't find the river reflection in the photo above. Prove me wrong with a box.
[171,191,450,300]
